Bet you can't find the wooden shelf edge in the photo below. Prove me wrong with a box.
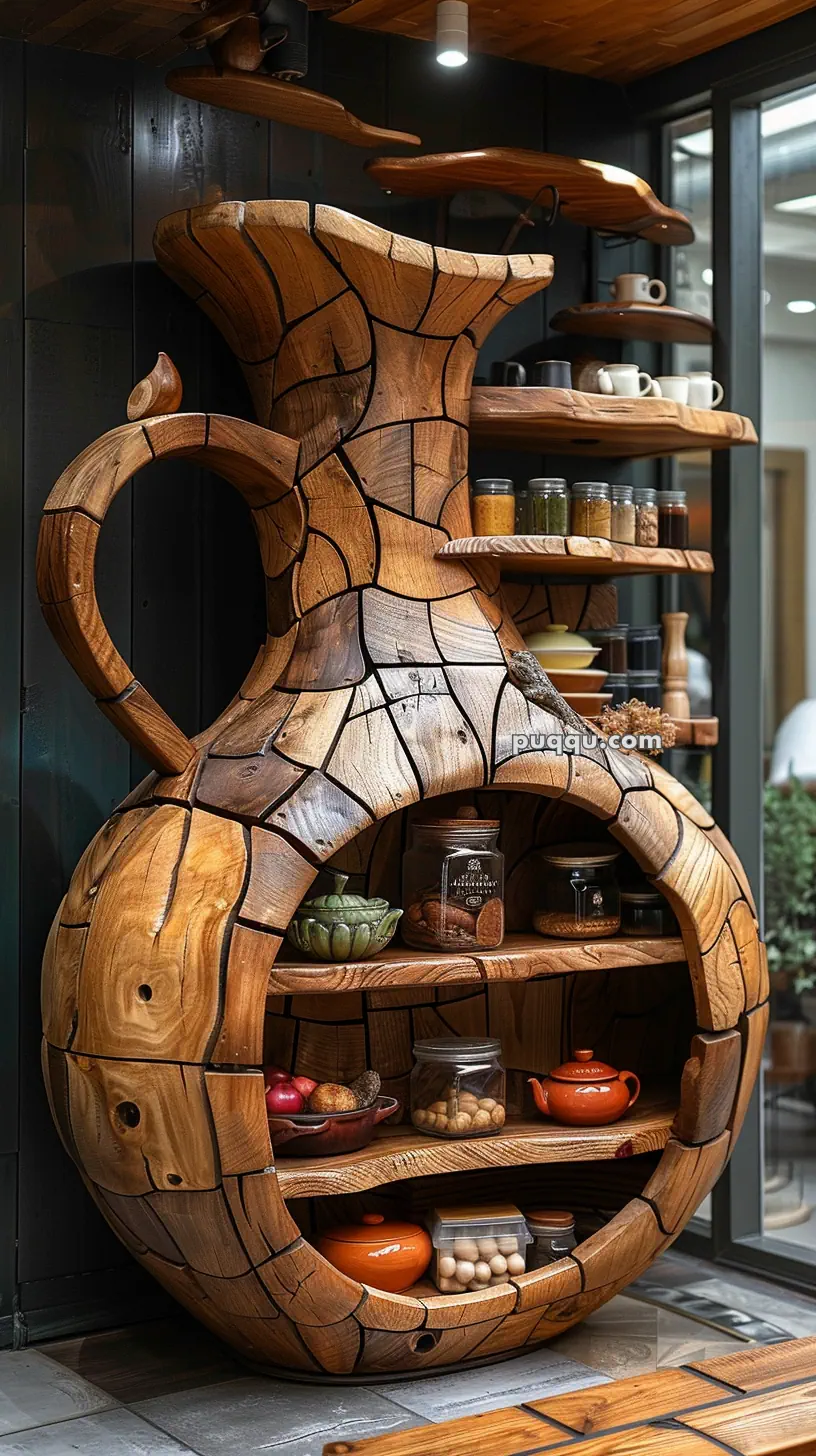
[437,536,714,578]
[550,302,715,346]
[267,932,687,995]
[671,717,719,748]
[274,1091,676,1199]
[469,387,757,458]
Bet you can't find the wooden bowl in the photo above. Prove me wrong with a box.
[562,692,613,715]
[547,668,607,694]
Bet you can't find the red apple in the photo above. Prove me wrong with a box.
[264,1064,290,1090]
[265,1081,305,1115]
[291,1075,318,1098]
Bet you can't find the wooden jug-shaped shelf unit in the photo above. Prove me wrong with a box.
[37,201,765,1381]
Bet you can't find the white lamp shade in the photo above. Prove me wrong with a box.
[437,0,468,65]
[770,699,816,785]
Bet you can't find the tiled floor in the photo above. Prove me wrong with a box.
[0,1252,811,1455]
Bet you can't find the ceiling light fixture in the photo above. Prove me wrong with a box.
[787,299,816,313]
[702,267,713,285]
[437,0,469,67]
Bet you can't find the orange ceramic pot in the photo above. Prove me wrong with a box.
[318,1212,432,1293]
[529,1049,640,1127]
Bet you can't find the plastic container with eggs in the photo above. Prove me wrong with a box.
[429,1202,532,1294]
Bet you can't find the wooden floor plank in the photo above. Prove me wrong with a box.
[691,1339,816,1393]
[322,1406,567,1455]
[525,1368,725,1434]
[678,1378,816,1454]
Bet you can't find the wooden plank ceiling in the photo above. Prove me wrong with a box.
[0,0,811,76]
[335,0,816,82]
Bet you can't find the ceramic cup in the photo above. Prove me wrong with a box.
[490,360,526,387]
[531,359,572,388]
[686,370,724,408]
[649,375,689,404]
[597,363,653,398]
[610,273,667,305]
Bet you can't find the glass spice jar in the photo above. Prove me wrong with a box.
[526,1211,577,1270]
[514,484,531,534]
[657,488,689,548]
[620,890,678,937]
[528,478,569,537]
[634,487,659,547]
[571,482,611,539]
[628,669,661,708]
[586,626,628,675]
[610,484,636,544]
[471,478,515,537]
[402,813,505,951]
[411,1037,507,1139]
[533,842,621,939]
[627,625,662,673]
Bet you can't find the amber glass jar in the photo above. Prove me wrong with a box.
[534,843,621,939]
[411,1037,506,1139]
[634,487,659,546]
[657,489,689,548]
[610,484,636,544]
[529,478,569,536]
[402,816,505,951]
[571,482,611,539]
[471,479,515,537]
[526,1211,577,1270]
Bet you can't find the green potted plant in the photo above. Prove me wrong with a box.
[764,776,816,1013]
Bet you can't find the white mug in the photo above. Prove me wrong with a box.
[650,375,689,404]
[597,363,653,398]
[610,273,667,306]
[686,371,724,409]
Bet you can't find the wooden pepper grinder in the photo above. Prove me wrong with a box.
[661,611,691,720]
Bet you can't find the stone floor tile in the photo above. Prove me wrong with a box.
[681,1277,816,1339]
[135,1376,424,1456]
[0,1352,116,1437]
[0,1408,197,1453]
[377,1348,605,1423]
[548,1295,659,1380]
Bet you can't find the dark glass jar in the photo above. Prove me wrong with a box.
[628,625,662,673]
[620,891,678,937]
[604,673,629,708]
[587,626,628,675]
[402,817,505,951]
[529,478,569,536]
[658,489,689,548]
[514,484,531,534]
[534,842,621,939]
[628,670,661,708]
[526,1211,577,1270]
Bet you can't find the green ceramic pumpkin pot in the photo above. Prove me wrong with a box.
[286,873,403,962]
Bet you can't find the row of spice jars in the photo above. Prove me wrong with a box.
[471,477,688,548]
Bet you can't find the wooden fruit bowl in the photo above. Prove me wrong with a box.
[267,1095,400,1157]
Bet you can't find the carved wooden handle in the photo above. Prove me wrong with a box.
[37,412,300,776]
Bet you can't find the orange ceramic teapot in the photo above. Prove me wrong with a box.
[529,1050,640,1126]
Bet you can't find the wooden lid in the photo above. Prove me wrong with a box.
[434,1202,524,1223]
[525,1210,575,1231]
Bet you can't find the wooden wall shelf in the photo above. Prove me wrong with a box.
[268,932,687,996]
[276,1090,676,1199]
[550,303,714,345]
[437,537,714,578]
[469,387,757,457]
[365,150,693,245]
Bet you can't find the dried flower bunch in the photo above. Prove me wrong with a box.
[597,698,677,755]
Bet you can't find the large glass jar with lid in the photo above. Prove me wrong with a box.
[533,842,621,939]
[528,478,569,536]
[402,811,505,950]
[411,1036,506,1137]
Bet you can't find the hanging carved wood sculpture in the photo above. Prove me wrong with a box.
[37,201,766,1380]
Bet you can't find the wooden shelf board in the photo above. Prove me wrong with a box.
[469,387,757,458]
[275,1089,677,1198]
[551,302,714,345]
[364,150,693,246]
[267,932,686,996]
[437,536,714,578]
[671,717,719,748]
